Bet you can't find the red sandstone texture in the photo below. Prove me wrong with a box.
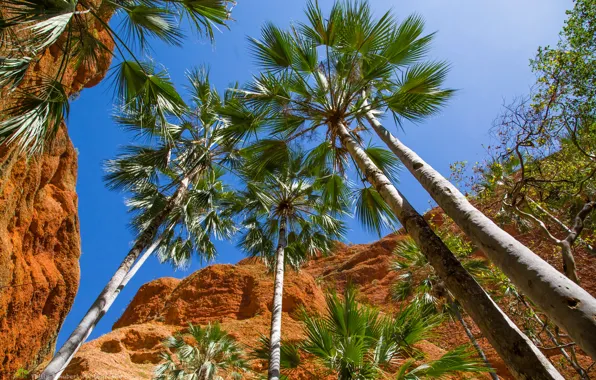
[0,2,114,376]
[62,260,331,379]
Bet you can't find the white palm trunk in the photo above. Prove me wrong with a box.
[334,121,563,379]
[364,110,596,360]
[40,178,190,380]
[268,217,287,380]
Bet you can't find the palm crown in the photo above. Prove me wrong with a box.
[235,149,347,269]
[221,0,452,161]
[105,67,238,266]
[154,323,249,380]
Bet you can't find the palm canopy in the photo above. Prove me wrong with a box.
[104,67,239,266]
[300,285,488,379]
[234,147,348,269]
[0,0,233,153]
[154,323,249,380]
[220,0,452,161]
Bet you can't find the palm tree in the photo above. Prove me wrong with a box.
[0,0,233,154]
[391,235,499,380]
[234,148,347,380]
[353,11,596,361]
[40,69,238,379]
[300,285,489,379]
[219,1,564,377]
[154,323,249,380]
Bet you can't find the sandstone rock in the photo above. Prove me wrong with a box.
[62,251,475,380]
[64,260,329,379]
[0,2,114,375]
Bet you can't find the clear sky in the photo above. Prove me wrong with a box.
[58,0,573,346]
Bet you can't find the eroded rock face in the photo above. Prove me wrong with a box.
[0,126,80,376]
[0,2,114,375]
[63,260,330,379]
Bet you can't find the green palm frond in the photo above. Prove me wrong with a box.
[386,61,454,122]
[364,145,402,184]
[253,335,302,370]
[387,301,442,351]
[392,237,426,270]
[315,172,351,211]
[462,258,490,277]
[241,139,291,177]
[299,0,344,46]
[119,4,184,50]
[173,0,231,41]
[114,60,186,120]
[383,14,434,66]
[249,22,295,71]
[104,145,172,190]
[354,186,400,236]
[396,345,489,379]
[0,78,69,153]
[0,57,32,89]
[155,323,249,380]
[391,272,413,301]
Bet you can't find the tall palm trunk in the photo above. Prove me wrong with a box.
[40,178,191,380]
[268,217,287,380]
[364,111,596,360]
[450,300,499,380]
[334,121,562,379]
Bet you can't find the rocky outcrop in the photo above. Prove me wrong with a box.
[61,257,459,380]
[61,260,330,379]
[0,2,114,376]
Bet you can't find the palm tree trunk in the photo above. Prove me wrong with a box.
[450,301,499,380]
[40,178,190,380]
[364,110,596,360]
[334,121,562,380]
[268,217,287,380]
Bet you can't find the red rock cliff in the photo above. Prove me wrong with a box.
[0,3,114,376]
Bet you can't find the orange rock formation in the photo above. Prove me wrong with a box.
[0,2,114,375]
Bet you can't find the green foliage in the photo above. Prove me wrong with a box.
[235,149,347,270]
[104,69,238,268]
[0,0,233,153]
[390,231,488,308]
[219,0,452,238]
[395,346,488,380]
[154,323,249,380]
[253,335,302,373]
[355,186,400,236]
[13,368,30,379]
[300,285,487,379]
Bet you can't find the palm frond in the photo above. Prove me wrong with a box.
[354,186,400,236]
[0,57,32,89]
[364,145,402,184]
[386,61,454,122]
[400,345,489,379]
[383,14,434,66]
[113,60,186,122]
[249,22,295,71]
[0,78,69,153]
[172,0,230,41]
[119,4,184,50]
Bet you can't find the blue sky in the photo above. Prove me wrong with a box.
[59,0,572,346]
